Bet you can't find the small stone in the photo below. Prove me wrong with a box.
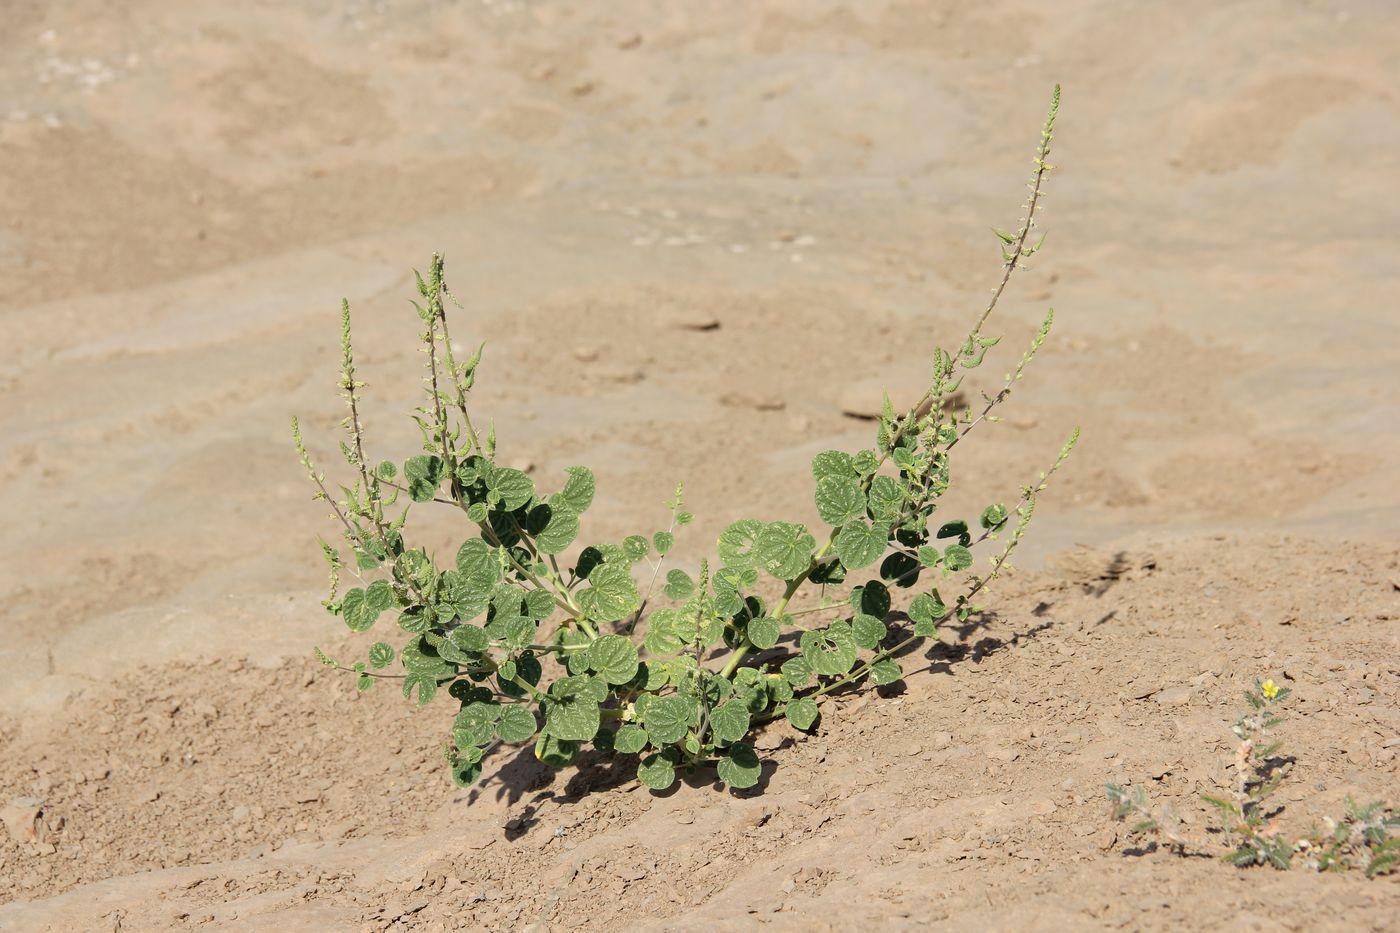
[573,346,599,362]
[1156,686,1192,707]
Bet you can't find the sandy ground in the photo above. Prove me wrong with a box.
[1,0,1398,929]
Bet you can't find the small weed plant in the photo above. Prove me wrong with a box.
[1107,680,1399,877]
[295,88,1076,793]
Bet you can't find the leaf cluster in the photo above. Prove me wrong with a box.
[296,87,1075,796]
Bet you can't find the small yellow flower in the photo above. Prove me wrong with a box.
[1261,679,1279,700]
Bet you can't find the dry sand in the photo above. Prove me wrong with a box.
[1,1,1398,930]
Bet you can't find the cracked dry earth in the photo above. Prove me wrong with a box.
[3,0,1400,930]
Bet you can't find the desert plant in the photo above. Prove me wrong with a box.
[1107,679,1399,876]
[294,87,1075,793]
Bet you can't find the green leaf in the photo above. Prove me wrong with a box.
[587,634,640,685]
[534,733,578,769]
[488,466,535,510]
[870,658,902,685]
[614,724,649,755]
[851,613,887,650]
[368,642,395,669]
[866,475,904,523]
[746,616,780,650]
[556,466,596,513]
[716,743,762,789]
[623,535,650,561]
[450,753,482,787]
[943,544,973,571]
[781,656,813,687]
[801,623,858,676]
[980,504,1009,530]
[341,588,373,633]
[909,591,946,636]
[643,694,695,745]
[653,531,674,555]
[709,701,751,746]
[815,476,865,527]
[495,706,538,744]
[785,696,819,731]
[544,677,603,741]
[404,455,445,502]
[375,460,397,481]
[449,624,489,653]
[524,588,556,621]
[402,672,438,705]
[356,672,374,692]
[578,559,641,623]
[664,568,694,600]
[453,703,499,748]
[717,519,763,568]
[536,506,581,554]
[852,581,890,619]
[637,750,678,790]
[455,539,503,587]
[834,520,889,571]
[754,521,816,580]
[852,450,879,476]
[810,450,857,482]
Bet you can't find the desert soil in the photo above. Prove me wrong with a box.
[2,1,1398,930]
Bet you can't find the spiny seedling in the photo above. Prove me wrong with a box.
[294,87,1076,794]
[1107,679,1399,876]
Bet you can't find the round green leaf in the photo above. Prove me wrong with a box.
[815,476,864,527]
[810,450,857,482]
[544,695,601,742]
[800,623,858,676]
[653,531,674,555]
[851,613,886,650]
[709,700,751,746]
[785,696,819,731]
[455,539,503,588]
[488,466,535,510]
[450,755,482,787]
[781,656,813,687]
[852,581,890,619]
[866,475,904,523]
[495,706,538,744]
[870,658,902,686]
[536,506,581,555]
[643,694,695,745]
[587,634,640,685]
[943,544,974,571]
[980,503,1009,530]
[716,743,762,789]
[556,466,596,514]
[578,560,641,623]
[404,455,445,502]
[623,535,650,561]
[614,724,648,754]
[664,568,694,601]
[637,751,677,790]
[368,642,395,669]
[534,734,578,769]
[717,519,763,569]
[834,520,889,571]
[453,702,499,748]
[746,616,780,650]
[753,521,817,581]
